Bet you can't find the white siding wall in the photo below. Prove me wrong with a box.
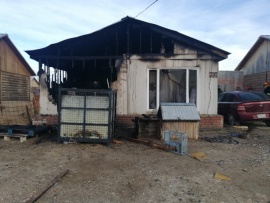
[198,60,218,114]
[112,55,219,115]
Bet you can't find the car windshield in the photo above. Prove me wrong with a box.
[238,92,270,102]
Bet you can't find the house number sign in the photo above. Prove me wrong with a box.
[209,72,217,78]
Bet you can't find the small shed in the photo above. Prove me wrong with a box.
[158,103,200,140]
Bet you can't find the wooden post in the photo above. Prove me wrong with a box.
[24,170,69,203]
[109,58,112,86]
[140,26,142,54]
[60,69,62,84]
[38,58,42,72]
[54,68,56,82]
[126,24,130,57]
[25,105,32,125]
[150,31,152,53]
[0,71,2,101]
[115,30,118,55]
[47,65,50,87]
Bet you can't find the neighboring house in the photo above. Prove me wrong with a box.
[235,35,270,91]
[26,17,230,128]
[0,34,36,125]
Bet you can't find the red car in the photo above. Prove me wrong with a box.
[218,91,270,126]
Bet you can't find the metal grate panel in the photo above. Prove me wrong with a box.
[58,88,116,144]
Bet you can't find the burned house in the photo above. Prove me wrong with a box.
[26,17,230,133]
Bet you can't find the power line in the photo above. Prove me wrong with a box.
[135,0,158,18]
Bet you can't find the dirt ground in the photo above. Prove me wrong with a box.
[0,123,269,203]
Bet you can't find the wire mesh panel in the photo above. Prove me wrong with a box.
[164,131,188,155]
[58,88,116,144]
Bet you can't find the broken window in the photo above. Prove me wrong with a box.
[148,68,197,110]
[149,70,157,109]
[189,69,197,104]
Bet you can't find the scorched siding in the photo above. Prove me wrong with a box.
[112,53,219,115]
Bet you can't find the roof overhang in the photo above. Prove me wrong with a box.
[26,16,230,70]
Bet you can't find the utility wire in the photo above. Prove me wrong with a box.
[135,0,158,18]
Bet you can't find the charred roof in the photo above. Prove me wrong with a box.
[26,16,230,71]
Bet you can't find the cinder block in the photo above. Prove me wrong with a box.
[4,136,10,141]
[20,137,27,142]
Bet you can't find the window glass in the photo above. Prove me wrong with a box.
[238,92,270,101]
[231,95,239,102]
[223,94,233,102]
[148,69,198,109]
[160,69,186,103]
[189,69,197,104]
[218,93,225,102]
[149,70,157,109]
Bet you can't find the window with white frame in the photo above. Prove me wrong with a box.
[148,68,198,110]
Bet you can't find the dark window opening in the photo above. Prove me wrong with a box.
[149,69,197,110]
[149,70,157,109]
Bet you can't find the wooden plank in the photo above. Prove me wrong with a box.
[0,133,28,137]
[122,136,173,151]
[112,139,123,144]
[0,71,2,100]
[1,134,28,142]
[1,71,30,101]
[25,105,32,125]
[24,170,69,203]
[0,40,32,75]
[162,121,199,140]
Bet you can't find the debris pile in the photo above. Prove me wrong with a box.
[200,136,239,144]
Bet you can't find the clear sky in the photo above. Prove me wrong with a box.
[1,0,269,74]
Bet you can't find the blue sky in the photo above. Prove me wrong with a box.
[1,0,269,73]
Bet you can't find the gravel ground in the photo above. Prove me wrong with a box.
[0,124,269,203]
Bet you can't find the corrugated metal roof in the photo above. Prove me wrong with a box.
[159,103,200,121]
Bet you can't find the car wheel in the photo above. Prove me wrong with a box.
[265,121,270,127]
[227,113,239,126]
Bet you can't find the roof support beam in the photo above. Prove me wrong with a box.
[127,24,130,57]
[32,55,123,61]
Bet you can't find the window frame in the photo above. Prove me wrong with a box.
[147,67,199,111]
